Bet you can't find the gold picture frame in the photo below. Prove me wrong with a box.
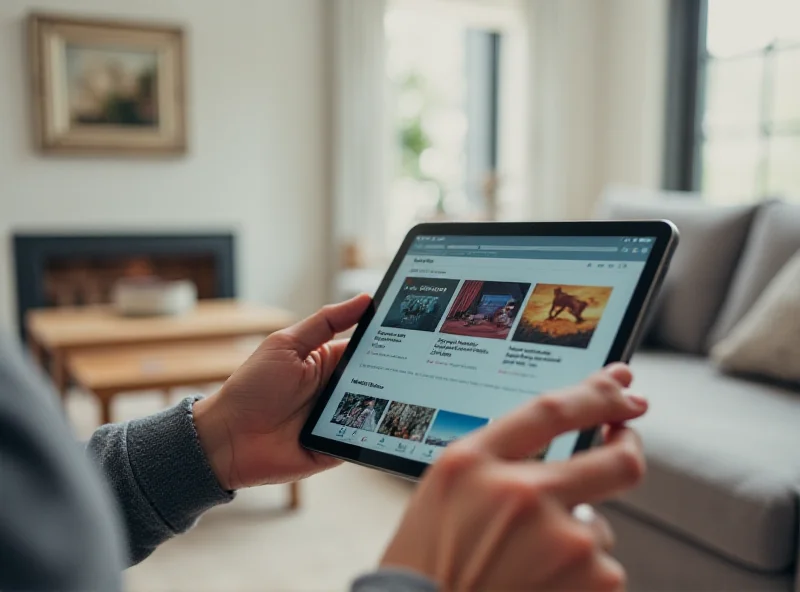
[28,13,187,155]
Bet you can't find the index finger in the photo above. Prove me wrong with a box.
[469,365,644,459]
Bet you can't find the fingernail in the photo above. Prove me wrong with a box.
[626,394,648,411]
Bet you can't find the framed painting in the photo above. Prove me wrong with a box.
[28,13,187,155]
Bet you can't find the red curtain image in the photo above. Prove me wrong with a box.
[448,281,484,316]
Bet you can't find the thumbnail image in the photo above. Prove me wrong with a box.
[381,277,460,333]
[377,401,437,441]
[439,280,531,340]
[512,284,614,349]
[424,410,489,447]
[331,393,390,432]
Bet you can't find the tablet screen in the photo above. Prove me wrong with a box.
[311,234,655,465]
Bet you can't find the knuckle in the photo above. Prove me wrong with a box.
[434,444,482,481]
[536,394,570,428]
[564,528,596,563]
[489,478,543,514]
[589,374,621,399]
[616,446,646,485]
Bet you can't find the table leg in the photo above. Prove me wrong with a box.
[288,481,301,510]
[29,338,45,369]
[99,394,114,425]
[50,350,69,400]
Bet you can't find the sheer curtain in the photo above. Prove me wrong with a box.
[331,0,387,265]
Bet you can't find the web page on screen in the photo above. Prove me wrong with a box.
[312,235,654,464]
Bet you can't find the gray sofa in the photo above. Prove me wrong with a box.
[598,189,800,591]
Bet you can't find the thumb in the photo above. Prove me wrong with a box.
[321,339,350,384]
[281,294,371,358]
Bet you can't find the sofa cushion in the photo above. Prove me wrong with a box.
[601,504,794,591]
[712,251,800,384]
[616,351,799,572]
[598,187,758,354]
[708,201,800,348]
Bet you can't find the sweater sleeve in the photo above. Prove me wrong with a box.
[352,569,439,592]
[86,396,235,565]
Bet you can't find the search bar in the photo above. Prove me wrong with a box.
[483,246,619,252]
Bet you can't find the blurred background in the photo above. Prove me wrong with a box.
[1,0,798,590]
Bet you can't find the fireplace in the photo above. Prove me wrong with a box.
[13,233,236,339]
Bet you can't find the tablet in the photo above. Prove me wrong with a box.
[301,221,678,479]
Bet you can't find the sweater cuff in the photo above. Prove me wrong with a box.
[125,396,234,533]
[352,569,438,592]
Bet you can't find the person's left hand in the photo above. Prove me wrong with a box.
[193,294,372,490]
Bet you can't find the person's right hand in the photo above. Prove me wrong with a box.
[381,364,647,591]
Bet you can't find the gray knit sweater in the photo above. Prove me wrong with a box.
[0,336,435,591]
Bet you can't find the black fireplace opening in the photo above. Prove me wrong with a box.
[13,232,236,340]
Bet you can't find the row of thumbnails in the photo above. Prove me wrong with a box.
[330,391,549,460]
[331,392,486,447]
[382,277,615,350]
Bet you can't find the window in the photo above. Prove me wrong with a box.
[383,0,529,253]
[668,0,800,202]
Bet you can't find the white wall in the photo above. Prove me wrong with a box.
[595,0,668,199]
[528,0,600,220]
[528,0,669,219]
[0,0,330,331]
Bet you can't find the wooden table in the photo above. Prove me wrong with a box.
[65,338,303,510]
[66,338,259,424]
[26,299,296,397]
[26,299,302,510]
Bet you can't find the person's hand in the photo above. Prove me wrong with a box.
[193,294,371,490]
[381,364,647,591]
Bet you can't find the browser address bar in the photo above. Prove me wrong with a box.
[484,245,619,252]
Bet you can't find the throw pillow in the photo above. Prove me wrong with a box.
[706,201,800,348]
[711,250,800,384]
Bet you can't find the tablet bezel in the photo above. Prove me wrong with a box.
[300,220,678,480]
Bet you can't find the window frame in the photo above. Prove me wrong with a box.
[464,29,503,208]
[664,0,800,197]
[663,0,706,191]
